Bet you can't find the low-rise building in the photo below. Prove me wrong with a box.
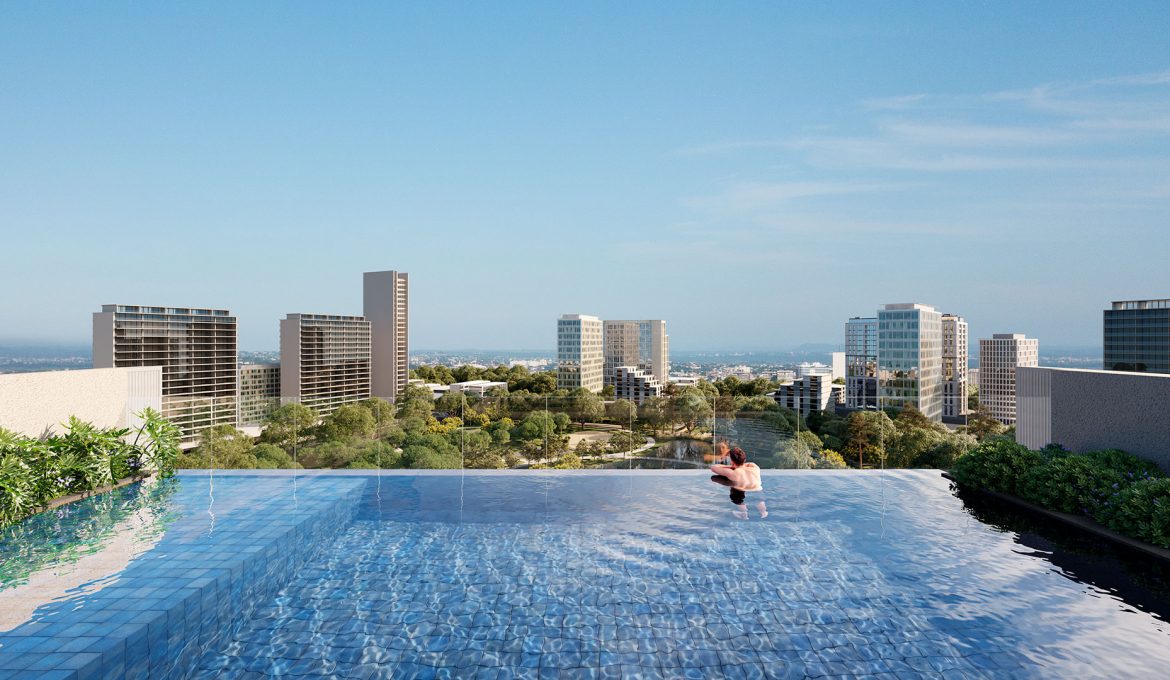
[796,362,833,379]
[772,374,841,416]
[613,366,663,404]
[448,380,508,397]
[407,379,449,399]
[669,374,702,388]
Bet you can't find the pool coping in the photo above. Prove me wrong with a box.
[43,472,154,512]
[941,471,1170,564]
[177,468,918,476]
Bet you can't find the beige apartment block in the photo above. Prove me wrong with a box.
[280,313,372,418]
[558,314,604,392]
[93,304,237,444]
[0,366,162,438]
[942,313,970,418]
[979,333,1039,425]
[238,363,280,427]
[364,270,409,402]
[603,320,670,387]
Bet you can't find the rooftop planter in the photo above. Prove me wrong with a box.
[0,409,180,529]
[948,439,1170,553]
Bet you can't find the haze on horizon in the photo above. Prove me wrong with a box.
[2,3,1168,351]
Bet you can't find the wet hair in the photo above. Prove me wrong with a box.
[729,488,745,505]
[728,447,747,466]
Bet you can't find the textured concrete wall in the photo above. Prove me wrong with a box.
[0,367,162,437]
[1017,367,1170,470]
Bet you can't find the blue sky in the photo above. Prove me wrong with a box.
[2,2,1168,350]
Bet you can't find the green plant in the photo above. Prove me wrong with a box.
[1098,478,1170,548]
[950,439,1043,495]
[1078,448,1163,479]
[1018,456,1124,515]
[0,410,182,529]
[133,408,181,477]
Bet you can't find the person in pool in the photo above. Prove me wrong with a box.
[709,444,767,519]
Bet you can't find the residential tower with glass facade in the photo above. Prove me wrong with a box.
[845,317,878,410]
[877,303,943,421]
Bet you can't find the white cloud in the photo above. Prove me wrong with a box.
[682,180,912,213]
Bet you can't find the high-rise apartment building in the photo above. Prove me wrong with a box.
[877,303,943,420]
[942,313,970,419]
[238,363,280,426]
[845,317,878,410]
[93,304,237,444]
[280,314,371,417]
[1104,298,1170,374]
[557,314,604,392]
[979,333,1038,425]
[603,320,669,386]
[363,270,409,402]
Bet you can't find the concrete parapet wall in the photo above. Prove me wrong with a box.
[1017,367,1170,470]
[0,367,162,437]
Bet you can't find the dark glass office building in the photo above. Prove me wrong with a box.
[1104,299,1170,374]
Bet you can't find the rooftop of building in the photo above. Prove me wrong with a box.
[1020,366,1170,379]
[1110,299,1170,310]
[101,304,233,317]
[559,314,601,321]
[284,313,369,322]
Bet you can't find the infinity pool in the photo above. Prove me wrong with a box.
[2,470,1169,679]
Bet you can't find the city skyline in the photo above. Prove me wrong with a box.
[2,4,1169,350]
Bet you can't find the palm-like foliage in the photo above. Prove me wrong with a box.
[0,410,182,529]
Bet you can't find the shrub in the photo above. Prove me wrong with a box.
[1098,478,1170,549]
[1018,456,1124,515]
[0,410,179,528]
[1078,449,1163,479]
[950,439,1043,496]
[813,449,848,470]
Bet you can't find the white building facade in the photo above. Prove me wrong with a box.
[612,366,663,404]
[773,374,841,416]
[448,380,508,397]
[557,314,604,392]
[979,333,1039,425]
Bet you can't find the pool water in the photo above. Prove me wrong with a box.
[199,471,1169,679]
[3,470,1169,679]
